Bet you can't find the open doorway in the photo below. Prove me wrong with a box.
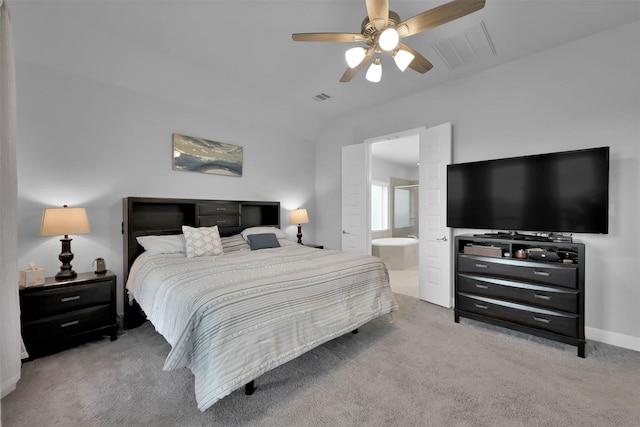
[370,135,420,298]
[342,123,452,307]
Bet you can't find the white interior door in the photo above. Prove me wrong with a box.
[419,123,453,307]
[341,144,370,254]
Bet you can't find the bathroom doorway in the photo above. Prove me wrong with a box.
[370,135,420,298]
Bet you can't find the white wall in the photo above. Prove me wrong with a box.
[315,22,640,348]
[16,60,316,313]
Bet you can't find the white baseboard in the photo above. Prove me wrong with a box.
[585,327,640,352]
[1,373,20,399]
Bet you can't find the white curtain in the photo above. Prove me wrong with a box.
[0,0,22,400]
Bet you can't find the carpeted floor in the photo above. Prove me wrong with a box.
[2,293,639,427]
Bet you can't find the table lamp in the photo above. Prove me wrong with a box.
[40,205,91,280]
[290,208,309,245]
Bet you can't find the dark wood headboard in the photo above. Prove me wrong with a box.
[122,196,280,285]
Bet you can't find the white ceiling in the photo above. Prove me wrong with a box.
[9,0,640,141]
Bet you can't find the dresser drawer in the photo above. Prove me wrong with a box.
[458,293,578,337]
[20,281,113,321]
[22,305,113,341]
[457,254,578,289]
[458,274,579,313]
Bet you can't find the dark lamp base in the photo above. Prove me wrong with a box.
[55,236,77,281]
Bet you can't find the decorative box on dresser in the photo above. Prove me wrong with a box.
[20,271,118,359]
[454,235,586,357]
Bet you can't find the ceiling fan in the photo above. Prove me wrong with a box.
[292,0,486,82]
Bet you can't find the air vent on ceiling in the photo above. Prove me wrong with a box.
[432,20,496,70]
[313,93,331,102]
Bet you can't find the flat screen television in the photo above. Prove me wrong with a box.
[446,147,609,234]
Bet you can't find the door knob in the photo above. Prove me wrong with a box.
[436,236,448,242]
[342,230,350,234]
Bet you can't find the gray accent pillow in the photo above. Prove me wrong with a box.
[247,233,281,250]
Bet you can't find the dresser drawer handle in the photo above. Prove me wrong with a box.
[533,316,551,324]
[217,219,228,224]
[216,207,227,211]
[474,303,489,310]
[60,320,79,328]
[534,293,551,300]
[533,271,550,277]
[60,295,80,303]
[475,283,489,289]
[474,263,488,269]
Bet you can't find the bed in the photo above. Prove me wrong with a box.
[122,197,398,411]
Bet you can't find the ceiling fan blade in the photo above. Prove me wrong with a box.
[366,0,389,31]
[397,43,433,74]
[292,33,366,43]
[396,0,485,38]
[340,50,375,82]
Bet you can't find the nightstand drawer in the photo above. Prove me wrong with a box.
[20,281,113,321]
[22,305,112,341]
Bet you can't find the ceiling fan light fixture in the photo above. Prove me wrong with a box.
[366,57,382,83]
[393,49,415,72]
[345,47,367,68]
[378,28,399,51]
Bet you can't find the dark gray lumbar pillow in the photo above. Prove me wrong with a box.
[247,233,281,250]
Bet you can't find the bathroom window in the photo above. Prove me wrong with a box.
[371,182,389,231]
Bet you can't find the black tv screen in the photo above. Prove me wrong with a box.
[447,147,609,234]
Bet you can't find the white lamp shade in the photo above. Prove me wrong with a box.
[345,47,366,68]
[378,28,399,51]
[394,49,415,72]
[40,206,91,236]
[290,208,309,225]
[366,59,382,82]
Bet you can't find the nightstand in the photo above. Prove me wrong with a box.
[303,243,324,249]
[20,271,118,359]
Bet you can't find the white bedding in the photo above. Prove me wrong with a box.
[126,241,398,411]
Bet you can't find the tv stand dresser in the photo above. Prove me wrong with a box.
[454,235,586,357]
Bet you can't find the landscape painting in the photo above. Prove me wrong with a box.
[172,133,243,177]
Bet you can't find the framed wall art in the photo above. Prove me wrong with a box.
[172,133,243,177]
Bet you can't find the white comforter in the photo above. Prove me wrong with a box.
[126,242,398,411]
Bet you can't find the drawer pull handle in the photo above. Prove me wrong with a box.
[60,295,80,303]
[533,271,550,277]
[474,303,489,310]
[216,207,227,211]
[475,284,489,289]
[533,316,551,324]
[474,263,488,269]
[60,320,79,328]
[534,293,551,300]
[217,220,227,224]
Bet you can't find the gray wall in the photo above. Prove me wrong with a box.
[15,60,316,313]
[314,22,640,348]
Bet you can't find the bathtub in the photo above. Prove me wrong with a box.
[371,237,418,270]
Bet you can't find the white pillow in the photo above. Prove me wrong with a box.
[182,225,224,258]
[241,226,288,241]
[136,234,185,255]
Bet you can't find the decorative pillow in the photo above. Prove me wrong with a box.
[247,233,281,251]
[182,225,223,258]
[220,234,250,253]
[136,234,185,255]
[241,226,288,241]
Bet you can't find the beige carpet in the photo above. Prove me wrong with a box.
[388,267,419,298]
[3,293,639,427]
